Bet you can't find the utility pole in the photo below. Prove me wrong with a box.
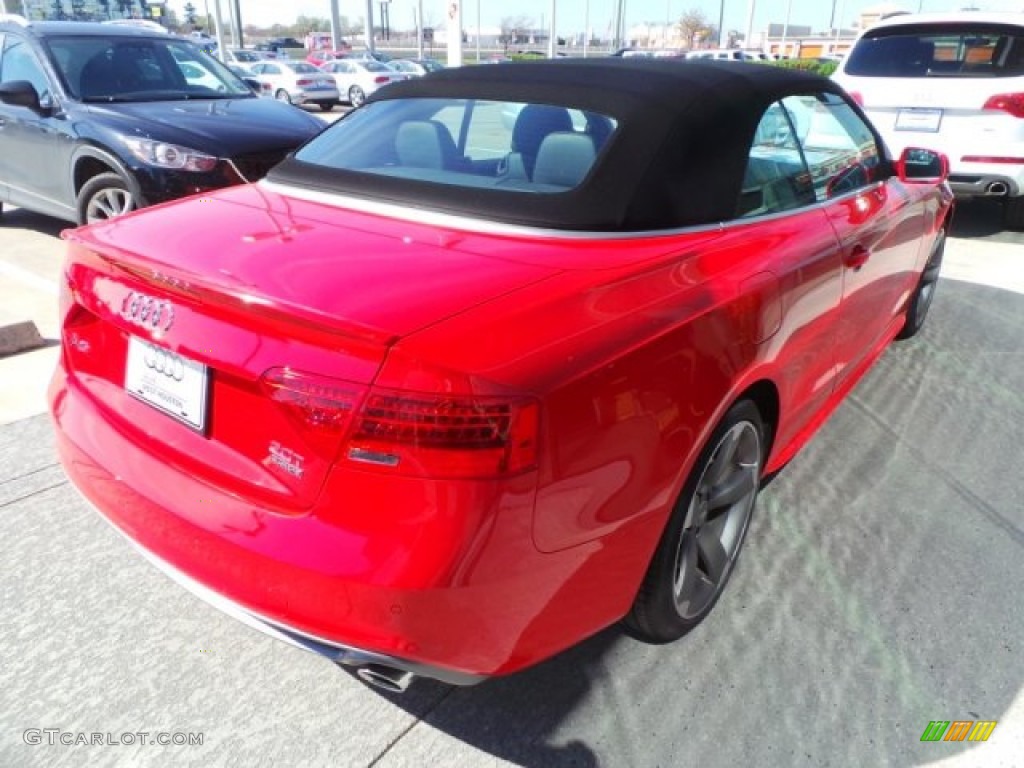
[547,0,555,58]
[447,1,462,67]
[231,0,242,48]
[330,0,342,50]
[364,0,374,53]
[212,0,226,58]
[717,0,725,48]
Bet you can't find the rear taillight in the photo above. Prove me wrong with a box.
[983,93,1024,118]
[261,368,364,459]
[374,76,389,84]
[261,367,540,479]
[847,91,864,107]
[347,390,539,477]
[296,78,313,86]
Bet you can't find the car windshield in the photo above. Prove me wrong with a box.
[47,36,253,101]
[287,62,319,74]
[363,62,391,73]
[293,97,617,194]
[844,24,1024,77]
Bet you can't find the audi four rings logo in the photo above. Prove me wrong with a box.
[121,291,174,332]
[143,345,186,382]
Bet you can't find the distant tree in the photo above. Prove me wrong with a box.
[50,0,67,20]
[69,0,87,20]
[183,2,197,26]
[500,15,534,50]
[678,8,709,48]
[296,15,331,34]
[116,0,130,17]
[96,0,111,20]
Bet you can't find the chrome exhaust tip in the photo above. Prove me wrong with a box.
[355,664,415,693]
[986,181,1009,196]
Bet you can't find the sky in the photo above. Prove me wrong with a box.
[172,0,1024,37]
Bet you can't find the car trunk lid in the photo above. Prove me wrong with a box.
[59,187,557,510]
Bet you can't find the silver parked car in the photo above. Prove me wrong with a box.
[387,58,445,77]
[248,60,340,111]
[320,59,407,107]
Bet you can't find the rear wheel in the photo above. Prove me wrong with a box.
[275,89,292,104]
[897,227,945,340]
[348,86,366,107]
[77,172,137,225]
[625,400,764,643]
[1003,194,1024,231]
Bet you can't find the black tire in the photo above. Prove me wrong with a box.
[317,101,337,112]
[1003,195,1024,231]
[77,172,137,225]
[348,86,366,107]
[275,89,292,104]
[625,400,765,643]
[897,227,945,340]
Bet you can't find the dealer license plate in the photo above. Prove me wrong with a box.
[895,109,942,132]
[124,337,208,431]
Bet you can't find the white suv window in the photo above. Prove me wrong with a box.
[844,25,1024,78]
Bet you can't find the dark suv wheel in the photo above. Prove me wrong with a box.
[77,172,137,225]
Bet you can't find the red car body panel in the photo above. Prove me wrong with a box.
[50,171,952,680]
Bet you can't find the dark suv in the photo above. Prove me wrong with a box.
[0,19,325,224]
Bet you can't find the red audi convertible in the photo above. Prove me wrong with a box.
[50,60,953,692]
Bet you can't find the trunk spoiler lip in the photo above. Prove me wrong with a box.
[63,229,399,349]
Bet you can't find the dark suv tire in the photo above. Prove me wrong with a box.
[77,172,137,225]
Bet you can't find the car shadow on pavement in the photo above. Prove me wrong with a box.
[949,198,1008,239]
[1,206,69,238]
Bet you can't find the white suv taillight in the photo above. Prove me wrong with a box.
[982,93,1024,119]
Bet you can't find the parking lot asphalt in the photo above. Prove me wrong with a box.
[1,200,1022,767]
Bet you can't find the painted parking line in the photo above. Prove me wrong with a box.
[0,260,60,296]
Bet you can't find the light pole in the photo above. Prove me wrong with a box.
[717,0,725,49]
[364,0,374,53]
[744,0,755,53]
[780,0,792,58]
[547,0,555,58]
[583,0,590,57]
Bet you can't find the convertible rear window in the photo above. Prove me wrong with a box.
[293,98,618,193]
[845,24,1024,78]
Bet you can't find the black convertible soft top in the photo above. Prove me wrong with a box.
[268,59,858,231]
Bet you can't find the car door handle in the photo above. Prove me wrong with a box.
[844,244,871,271]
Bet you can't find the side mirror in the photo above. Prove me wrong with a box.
[897,147,949,184]
[0,80,44,111]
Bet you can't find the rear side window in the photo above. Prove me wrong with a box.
[295,98,617,194]
[845,24,1024,78]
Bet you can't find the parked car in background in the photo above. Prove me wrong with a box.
[306,48,352,67]
[338,50,392,64]
[248,59,340,110]
[833,11,1024,228]
[319,59,406,107]
[227,65,273,96]
[258,36,303,53]
[221,47,273,72]
[50,59,952,692]
[0,18,323,224]
[387,58,444,77]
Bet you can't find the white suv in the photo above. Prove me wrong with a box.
[833,12,1024,229]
